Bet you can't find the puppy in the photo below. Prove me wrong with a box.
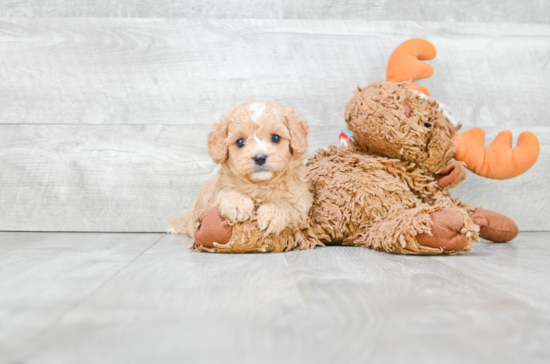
[169,101,312,238]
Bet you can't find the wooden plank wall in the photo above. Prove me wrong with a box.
[0,2,548,232]
[1,1,549,22]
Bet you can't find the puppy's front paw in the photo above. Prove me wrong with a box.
[218,194,255,222]
[256,204,291,235]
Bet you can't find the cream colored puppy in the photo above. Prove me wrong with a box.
[169,101,312,237]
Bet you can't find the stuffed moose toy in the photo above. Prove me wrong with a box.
[173,39,540,255]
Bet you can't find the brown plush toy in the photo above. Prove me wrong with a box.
[306,39,539,254]
[191,39,540,254]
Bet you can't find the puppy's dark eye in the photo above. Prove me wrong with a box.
[424,123,431,128]
[271,134,281,143]
[236,138,245,148]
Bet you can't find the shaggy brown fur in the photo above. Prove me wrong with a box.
[306,82,479,254]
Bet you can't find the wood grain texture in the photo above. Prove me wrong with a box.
[0,123,334,232]
[0,19,548,128]
[0,0,549,23]
[0,232,163,362]
[0,19,548,231]
[1,124,547,232]
[2,232,549,363]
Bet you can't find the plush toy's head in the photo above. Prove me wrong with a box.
[345,81,459,174]
[344,38,540,179]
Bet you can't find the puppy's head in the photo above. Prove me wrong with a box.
[207,101,308,183]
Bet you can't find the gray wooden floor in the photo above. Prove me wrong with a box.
[1,232,549,364]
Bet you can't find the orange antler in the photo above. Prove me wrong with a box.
[453,128,540,179]
[386,39,436,96]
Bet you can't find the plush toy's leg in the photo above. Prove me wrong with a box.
[470,208,519,242]
[192,207,321,253]
[350,205,476,255]
[416,208,470,251]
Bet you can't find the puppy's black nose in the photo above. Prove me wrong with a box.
[253,154,267,166]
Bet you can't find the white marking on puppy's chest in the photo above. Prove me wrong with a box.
[248,102,266,123]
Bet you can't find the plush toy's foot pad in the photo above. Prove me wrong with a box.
[471,208,518,242]
[416,208,469,251]
[194,207,233,248]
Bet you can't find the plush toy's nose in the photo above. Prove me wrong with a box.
[253,154,267,166]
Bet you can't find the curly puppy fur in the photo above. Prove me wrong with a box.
[169,101,314,241]
[306,82,479,254]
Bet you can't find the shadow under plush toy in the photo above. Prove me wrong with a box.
[181,39,540,254]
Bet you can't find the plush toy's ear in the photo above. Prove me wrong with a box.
[282,107,309,156]
[207,114,230,164]
[386,38,436,96]
[453,128,540,179]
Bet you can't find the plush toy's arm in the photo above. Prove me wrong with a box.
[435,162,467,189]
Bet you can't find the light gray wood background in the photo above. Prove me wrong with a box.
[1,3,549,363]
[1,232,549,363]
[0,1,548,232]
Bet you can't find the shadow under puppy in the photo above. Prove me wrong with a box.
[169,101,320,252]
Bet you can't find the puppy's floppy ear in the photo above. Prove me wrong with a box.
[207,114,230,164]
[282,107,309,156]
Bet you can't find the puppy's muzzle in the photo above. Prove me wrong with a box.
[253,153,267,166]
